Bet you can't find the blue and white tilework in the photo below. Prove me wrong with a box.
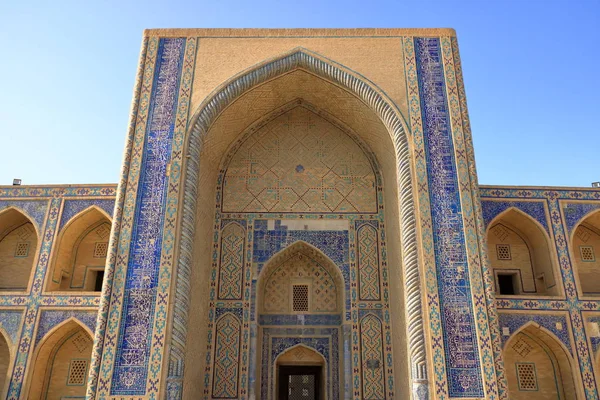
[0,200,49,231]
[499,313,572,354]
[482,200,550,234]
[35,310,97,346]
[415,36,483,397]
[59,199,115,230]
[0,310,23,344]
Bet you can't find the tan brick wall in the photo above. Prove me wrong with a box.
[27,322,93,400]
[488,223,536,293]
[48,208,109,292]
[505,334,558,399]
[44,328,92,400]
[59,222,109,291]
[487,208,559,296]
[573,225,600,295]
[0,222,37,290]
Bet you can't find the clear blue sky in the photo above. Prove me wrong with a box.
[0,0,598,187]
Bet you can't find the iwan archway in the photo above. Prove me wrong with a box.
[167,50,423,400]
[89,33,502,400]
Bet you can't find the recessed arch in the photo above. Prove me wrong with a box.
[26,317,94,399]
[570,209,600,296]
[274,344,327,400]
[0,327,13,400]
[169,48,425,399]
[486,207,560,296]
[503,321,582,400]
[47,206,111,292]
[256,240,345,316]
[0,207,39,291]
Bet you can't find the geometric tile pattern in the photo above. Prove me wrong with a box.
[212,313,241,398]
[414,37,483,397]
[359,314,385,399]
[262,252,337,313]
[218,223,245,300]
[222,106,377,214]
[357,224,380,301]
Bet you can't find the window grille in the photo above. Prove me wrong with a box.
[581,246,595,262]
[516,363,538,391]
[496,244,511,260]
[67,359,88,385]
[94,242,108,258]
[14,242,29,257]
[292,285,309,312]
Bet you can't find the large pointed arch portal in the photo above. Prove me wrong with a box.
[88,31,503,400]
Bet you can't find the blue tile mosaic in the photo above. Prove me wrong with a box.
[588,316,600,356]
[0,310,23,344]
[481,199,549,234]
[498,313,572,355]
[111,37,186,395]
[563,202,600,234]
[0,200,49,231]
[415,37,483,397]
[59,199,116,230]
[258,314,342,326]
[35,310,97,346]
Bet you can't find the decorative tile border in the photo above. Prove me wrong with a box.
[414,36,482,398]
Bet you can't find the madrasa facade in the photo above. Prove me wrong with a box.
[0,28,599,400]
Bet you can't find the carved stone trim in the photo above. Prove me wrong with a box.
[167,49,428,398]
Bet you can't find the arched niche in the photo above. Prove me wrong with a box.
[571,210,600,296]
[486,208,560,296]
[503,322,581,400]
[176,50,420,400]
[0,208,39,291]
[47,207,111,292]
[275,345,326,400]
[257,241,344,316]
[26,318,94,400]
[0,328,13,399]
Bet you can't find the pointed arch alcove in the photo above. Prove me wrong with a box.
[0,328,13,399]
[275,345,327,400]
[47,207,111,292]
[0,207,39,291]
[26,318,94,400]
[172,48,426,399]
[256,241,342,400]
[486,207,560,296]
[503,322,582,400]
[570,210,600,297]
